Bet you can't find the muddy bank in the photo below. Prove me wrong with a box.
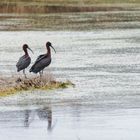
[0,3,138,14]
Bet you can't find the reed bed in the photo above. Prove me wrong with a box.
[1,0,140,5]
[0,0,139,14]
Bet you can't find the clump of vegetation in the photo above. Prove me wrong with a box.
[0,75,74,97]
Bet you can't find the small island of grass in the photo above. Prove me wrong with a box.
[0,75,74,97]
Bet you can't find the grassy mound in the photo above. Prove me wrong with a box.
[0,75,74,97]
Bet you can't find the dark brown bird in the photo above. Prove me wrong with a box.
[30,42,56,77]
[16,44,33,78]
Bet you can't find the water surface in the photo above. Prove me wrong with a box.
[0,24,140,139]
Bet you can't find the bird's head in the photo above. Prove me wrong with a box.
[46,42,56,53]
[23,44,33,54]
[23,44,28,50]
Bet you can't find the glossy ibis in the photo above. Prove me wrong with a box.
[16,44,33,78]
[30,42,56,77]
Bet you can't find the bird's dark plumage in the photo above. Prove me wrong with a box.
[30,54,51,73]
[16,44,33,78]
[30,42,55,75]
[16,55,31,72]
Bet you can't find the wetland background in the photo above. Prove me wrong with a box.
[0,0,140,140]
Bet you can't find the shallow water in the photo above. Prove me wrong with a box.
[0,28,140,139]
[0,11,140,30]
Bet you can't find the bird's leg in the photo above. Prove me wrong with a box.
[39,72,42,79]
[23,69,27,78]
[42,70,43,75]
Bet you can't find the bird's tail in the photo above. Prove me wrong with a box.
[29,68,33,72]
[17,67,20,72]
[29,65,35,73]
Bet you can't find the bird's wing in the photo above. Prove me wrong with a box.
[16,55,31,68]
[34,54,47,64]
[16,55,25,67]
[30,54,51,73]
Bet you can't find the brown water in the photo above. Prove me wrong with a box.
[0,11,140,140]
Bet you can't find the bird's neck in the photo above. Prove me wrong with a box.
[24,49,29,56]
[47,46,51,56]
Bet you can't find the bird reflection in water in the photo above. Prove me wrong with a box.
[24,106,53,131]
[24,110,31,127]
[37,107,52,130]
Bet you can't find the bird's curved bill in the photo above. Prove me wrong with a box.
[28,47,34,54]
[50,46,56,53]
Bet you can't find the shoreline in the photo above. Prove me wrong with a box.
[0,2,139,31]
[0,3,139,14]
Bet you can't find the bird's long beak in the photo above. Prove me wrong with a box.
[28,47,34,54]
[50,45,56,53]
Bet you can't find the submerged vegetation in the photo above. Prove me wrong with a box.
[0,75,74,97]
